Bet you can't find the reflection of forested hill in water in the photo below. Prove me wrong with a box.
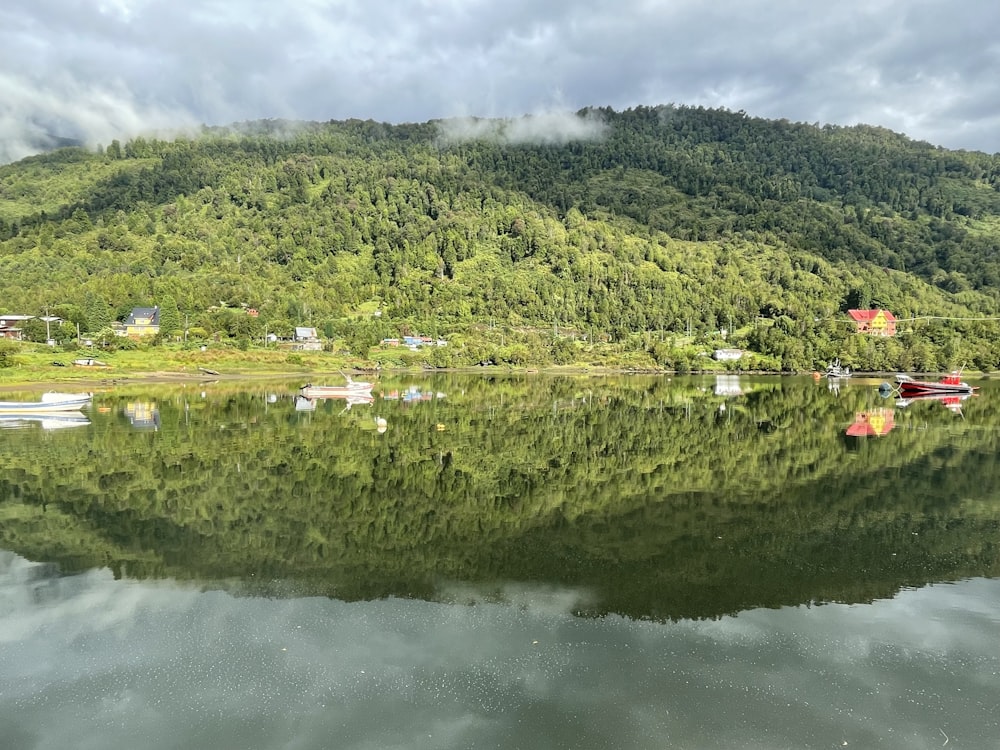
[1,375,998,621]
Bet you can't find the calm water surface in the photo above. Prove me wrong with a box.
[1,374,999,749]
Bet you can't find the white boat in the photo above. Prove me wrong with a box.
[825,358,851,378]
[300,373,373,400]
[300,384,373,399]
[0,392,93,414]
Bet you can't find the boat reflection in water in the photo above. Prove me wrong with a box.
[0,413,91,430]
[295,393,374,412]
[896,392,973,415]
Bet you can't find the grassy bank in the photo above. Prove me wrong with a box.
[0,334,781,388]
[0,344,367,386]
[0,344,599,388]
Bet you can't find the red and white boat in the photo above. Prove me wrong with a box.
[895,372,976,397]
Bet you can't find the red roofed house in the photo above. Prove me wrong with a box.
[848,309,896,336]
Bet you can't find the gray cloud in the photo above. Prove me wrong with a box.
[1,0,999,163]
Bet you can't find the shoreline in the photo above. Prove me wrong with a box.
[0,369,324,392]
[2,366,969,393]
[0,364,751,391]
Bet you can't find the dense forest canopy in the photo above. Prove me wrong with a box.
[2,105,1000,371]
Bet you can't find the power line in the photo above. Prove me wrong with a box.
[894,315,1000,322]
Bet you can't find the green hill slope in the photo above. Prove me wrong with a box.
[2,106,1000,371]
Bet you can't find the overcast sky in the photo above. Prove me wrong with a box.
[2,0,999,164]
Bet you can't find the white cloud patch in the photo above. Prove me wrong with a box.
[437,109,608,145]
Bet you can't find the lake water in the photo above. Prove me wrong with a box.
[1,374,999,749]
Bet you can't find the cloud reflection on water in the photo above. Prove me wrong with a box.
[1,551,998,750]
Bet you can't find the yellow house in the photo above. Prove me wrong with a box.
[848,309,897,336]
[124,306,160,337]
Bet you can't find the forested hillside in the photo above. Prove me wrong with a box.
[2,105,1000,371]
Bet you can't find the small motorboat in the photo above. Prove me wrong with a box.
[300,372,374,400]
[895,372,976,397]
[0,392,93,414]
[300,383,373,399]
[825,358,851,378]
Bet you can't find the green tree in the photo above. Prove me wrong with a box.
[158,296,182,339]
[0,339,16,368]
[21,319,48,343]
[84,293,112,333]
